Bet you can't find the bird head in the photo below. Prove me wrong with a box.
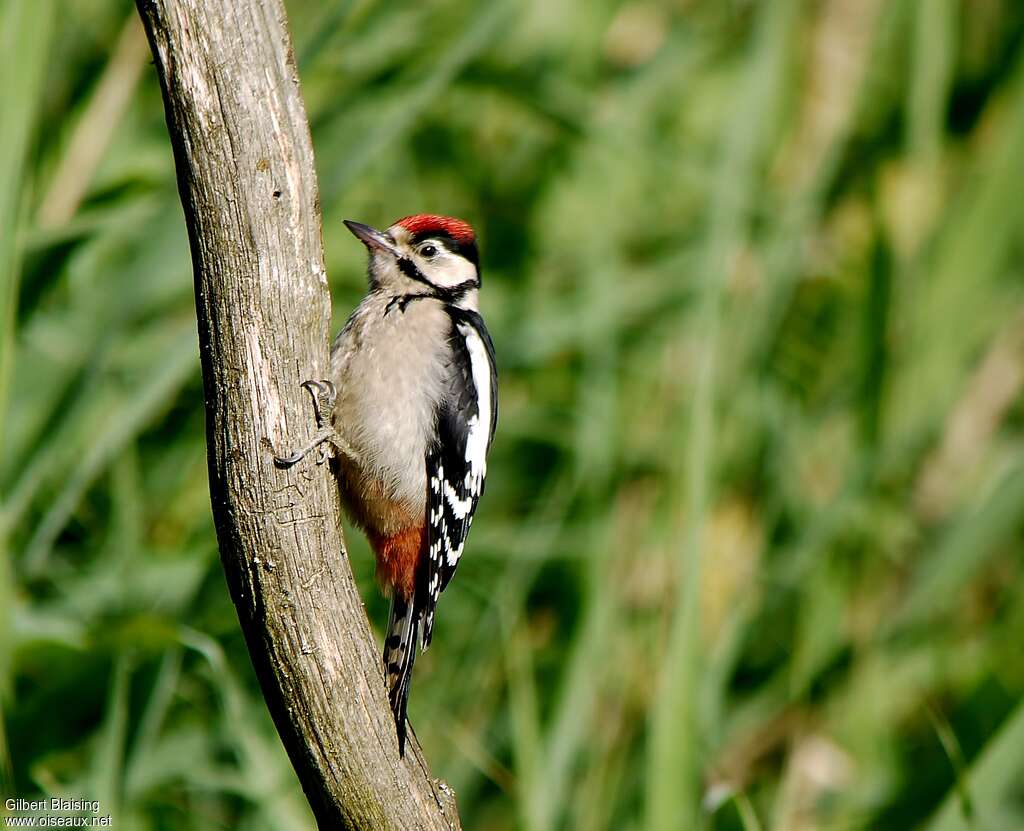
[344,214,480,307]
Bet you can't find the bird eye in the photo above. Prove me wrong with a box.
[420,244,438,258]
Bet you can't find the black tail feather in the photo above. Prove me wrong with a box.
[384,593,419,756]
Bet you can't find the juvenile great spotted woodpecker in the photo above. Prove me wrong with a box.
[274,215,497,755]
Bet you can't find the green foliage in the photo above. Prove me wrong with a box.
[3,0,1024,828]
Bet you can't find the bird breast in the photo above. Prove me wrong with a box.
[329,293,451,534]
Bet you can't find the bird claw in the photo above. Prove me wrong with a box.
[301,379,336,430]
[268,379,349,469]
[272,447,306,468]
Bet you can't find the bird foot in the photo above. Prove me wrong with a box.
[266,379,357,468]
[302,379,336,430]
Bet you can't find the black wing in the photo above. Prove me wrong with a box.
[421,310,497,649]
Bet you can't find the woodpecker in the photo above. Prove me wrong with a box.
[273,214,497,755]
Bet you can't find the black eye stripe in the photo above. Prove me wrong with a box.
[408,230,479,269]
[417,237,456,255]
[396,255,478,302]
[409,231,452,246]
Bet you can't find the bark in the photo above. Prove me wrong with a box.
[134,1,461,828]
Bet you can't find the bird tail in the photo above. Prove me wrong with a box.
[384,592,419,756]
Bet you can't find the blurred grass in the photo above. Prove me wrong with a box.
[0,0,57,798]
[2,0,1024,829]
[648,1,796,826]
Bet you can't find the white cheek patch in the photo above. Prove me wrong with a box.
[421,251,477,289]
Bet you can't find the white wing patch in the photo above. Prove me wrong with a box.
[421,316,497,650]
[443,482,474,519]
[459,321,491,494]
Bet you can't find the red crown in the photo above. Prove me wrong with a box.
[394,214,475,244]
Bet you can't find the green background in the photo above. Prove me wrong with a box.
[3,0,1024,828]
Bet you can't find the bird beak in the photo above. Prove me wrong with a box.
[344,220,399,257]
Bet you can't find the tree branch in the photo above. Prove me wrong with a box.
[134,1,461,827]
